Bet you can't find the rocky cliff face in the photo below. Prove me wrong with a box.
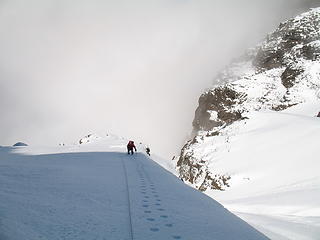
[177,8,320,192]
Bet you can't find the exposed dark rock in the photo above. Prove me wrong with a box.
[254,10,320,70]
[177,143,205,185]
[206,131,219,137]
[301,41,320,60]
[192,86,246,133]
[177,144,188,167]
[178,143,231,192]
[178,138,232,192]
[272,102,299,111]
[199,173,231,192]
[181,85,248,192]
[281,66,303,88]
[177,153,205,184]
[218,110,242,124]
[253,47,284,70]
[79,134,93,144]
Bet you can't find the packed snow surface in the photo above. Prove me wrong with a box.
[199,102,320,240]
[0,136,267,240]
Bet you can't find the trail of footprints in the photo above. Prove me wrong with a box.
[137,164,182,240]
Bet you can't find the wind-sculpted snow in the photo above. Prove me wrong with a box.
[0,144,268,240]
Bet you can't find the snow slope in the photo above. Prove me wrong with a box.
[0,137,268,240]
[177,8,320,239]
[187,102,320,239]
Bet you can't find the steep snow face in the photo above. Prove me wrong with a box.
[177,8,320,240]
[178,7,320,192]
[194,102,320,198]
[0,139,268,240]
[210,103,320,240]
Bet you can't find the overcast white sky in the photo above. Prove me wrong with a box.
[0,0,319,158]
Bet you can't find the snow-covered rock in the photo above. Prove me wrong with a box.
[78,133,101,144]
[177,8,320,240]
[178,7,320,192]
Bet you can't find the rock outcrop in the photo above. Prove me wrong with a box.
[79,134,100,144]
[178,8,320,192]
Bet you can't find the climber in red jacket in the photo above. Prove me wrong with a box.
[127,141,137,155]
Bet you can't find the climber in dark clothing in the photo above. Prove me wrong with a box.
[146,146,151,156]
[317,112,320,117]
[127,141,137,155]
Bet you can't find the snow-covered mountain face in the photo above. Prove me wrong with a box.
[177,8,320,192]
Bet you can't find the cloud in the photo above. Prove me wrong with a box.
[0,0,318,157]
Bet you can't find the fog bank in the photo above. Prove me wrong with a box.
[0,0,318,158]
